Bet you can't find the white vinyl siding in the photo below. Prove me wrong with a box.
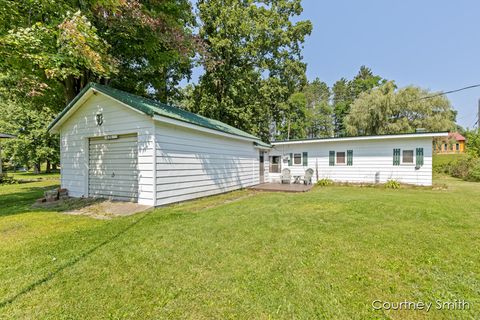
[269,137,433,186]
[154,122,259,206]
[88,134,138,201]
[58,94,155,205]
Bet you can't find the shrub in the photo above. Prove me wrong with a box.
[385,179,401,189]
[443,157,480,181]
[465,160,480,182]
[316,178,334,187]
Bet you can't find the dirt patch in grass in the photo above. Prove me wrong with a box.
[33,198,152,219]
[65,200,152,219]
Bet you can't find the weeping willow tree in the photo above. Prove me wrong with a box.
[344,81,456,136]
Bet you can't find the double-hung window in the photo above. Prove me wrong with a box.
[393,148,423,167]
[402,150,414,164]
[293,153,302,165]
[329,150,353,166]
[336,152,346,165]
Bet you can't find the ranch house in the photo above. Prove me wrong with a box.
[48,83,447,206]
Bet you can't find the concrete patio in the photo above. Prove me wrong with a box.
[250,183,314,193]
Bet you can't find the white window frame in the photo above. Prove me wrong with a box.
[401,149,415,165]
[292,153,302,166]
[336,151,346,166]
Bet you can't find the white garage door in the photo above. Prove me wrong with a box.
[88,133,138,201]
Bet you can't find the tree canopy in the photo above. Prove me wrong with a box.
[0,1,464,172]
[344,81,457,136]
[188,0,312,140]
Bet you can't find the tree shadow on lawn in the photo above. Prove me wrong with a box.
[0,213,148,309]
[0,184,102,218]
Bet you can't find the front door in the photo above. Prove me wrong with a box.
[259,152,264,183]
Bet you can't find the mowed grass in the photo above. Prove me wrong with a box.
[0,177,479,319]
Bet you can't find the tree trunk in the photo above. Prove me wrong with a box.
[46,160,51,173]
[64,76,77,104]
[34,163,41,174]
[64,74,90,104]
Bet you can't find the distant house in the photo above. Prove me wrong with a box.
[48,83,447,205]
[434,132,466,154]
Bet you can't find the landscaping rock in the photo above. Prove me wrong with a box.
[44,189,59,202]
[58,188,69,199]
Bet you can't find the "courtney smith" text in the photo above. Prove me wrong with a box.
[372,300,470,312]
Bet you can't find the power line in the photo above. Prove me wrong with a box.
[331,83,480,105]
[406,84,480,103]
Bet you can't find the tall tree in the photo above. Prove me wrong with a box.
[344,81,456,136]
[0,100,59,173]
[332,66,386,136]
[332,78,350,136]
[0,1,197,172]
[303,78,333,138]
[191,0,312,140]
[0,0,197,103]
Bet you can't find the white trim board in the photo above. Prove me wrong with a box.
[272,132,448,145]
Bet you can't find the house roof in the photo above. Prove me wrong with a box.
[48,83,266,143]
[271,132,449,145]
[0,133,15,139]
[448,132,466,141]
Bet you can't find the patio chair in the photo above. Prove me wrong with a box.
[280,168,291,184]
[303,168,314,185]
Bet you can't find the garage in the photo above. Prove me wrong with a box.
[49,83,268,206]
[88,133,139,201]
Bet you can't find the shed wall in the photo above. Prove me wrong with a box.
[59,94,155,205]
[154,122,260,206]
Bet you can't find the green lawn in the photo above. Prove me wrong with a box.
[0,177,479,319]
[9,171,60,181]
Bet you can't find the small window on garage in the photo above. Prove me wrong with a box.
[402,150,414,164]
[293,153,302,165]
[336,151,346,165]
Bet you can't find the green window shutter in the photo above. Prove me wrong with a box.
[288,153,292,166]
[416,148,424,167]
[393,149,400,166]
[329,151,335,166]
[347,150,353,166]
[302,152,308,166]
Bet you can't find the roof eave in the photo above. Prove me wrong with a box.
[48,84,153,133]
[271,132,449,145]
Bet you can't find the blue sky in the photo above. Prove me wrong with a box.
[186,0,480,129]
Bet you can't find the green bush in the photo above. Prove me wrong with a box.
[385,179,401,189]
[433,154,467,174]
[436,156,480,182]
[316,178,334,187]
[465,160,480,182]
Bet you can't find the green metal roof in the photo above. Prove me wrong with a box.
[49,83,268,144]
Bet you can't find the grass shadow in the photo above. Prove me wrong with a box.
[0,184,60,217]
[0,213,147,309]
[0,182,104,218]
